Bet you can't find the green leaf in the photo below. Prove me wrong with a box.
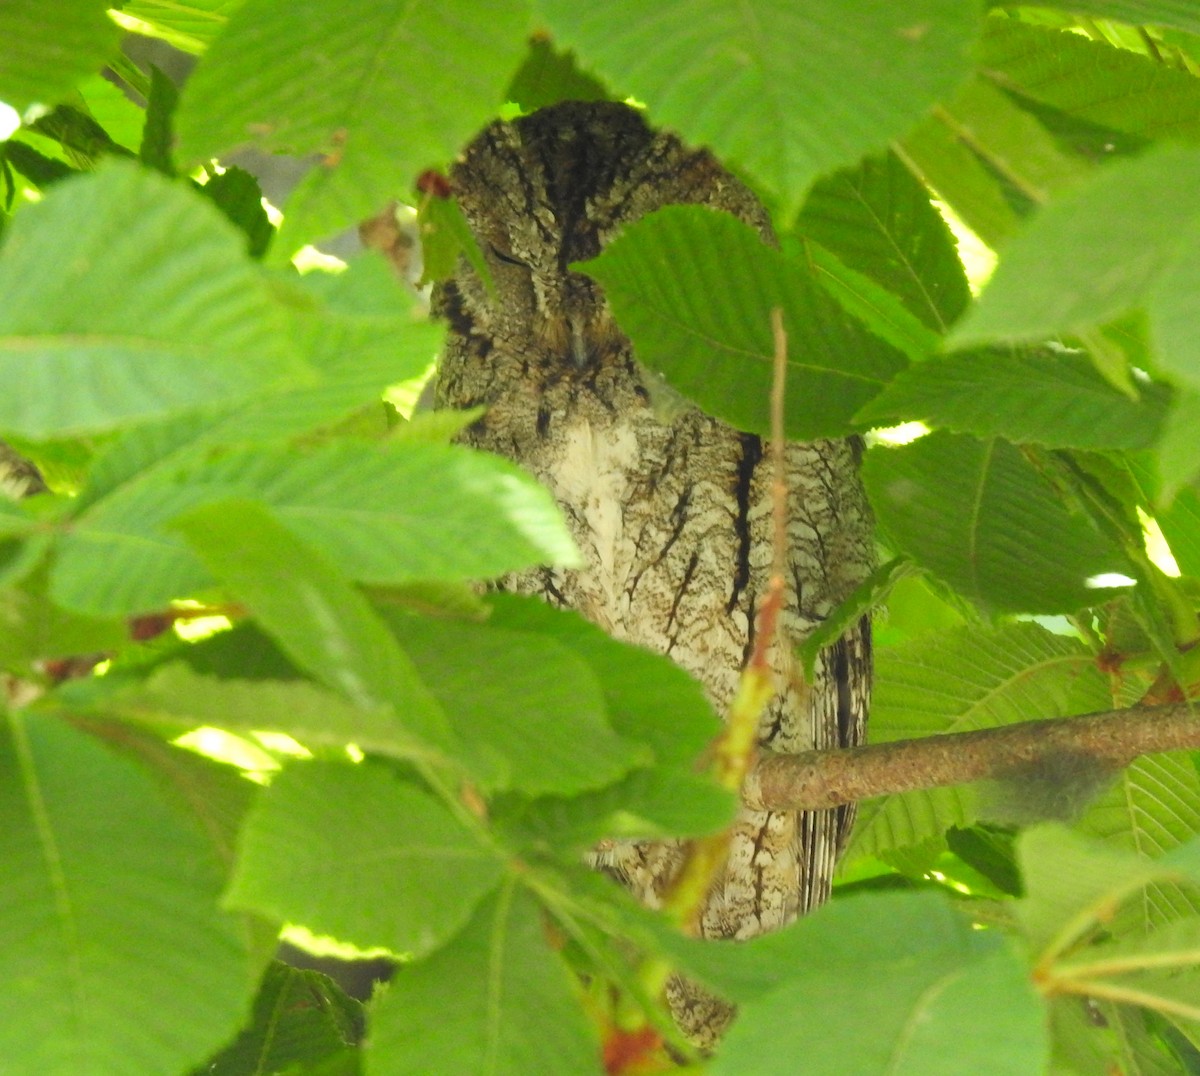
[873,621,1108,741]
[1151,232,1200,389]
[1065,913,1200,988]
[415,191,493,287]
[703,892,1046,1075]
[193,442,577,584]
[875,571,967,646]
[0,512,52,591]
[1078,753,1200,931]
[1045,451,1195,675]
[0,0,120,112]
[846,622,1111,860]
[75,257,440,506]
[200,962,363,1076]
[1015,824,1196,956]
[199,167,273,258]
[1156,389,1200,496]
[0,161,308,439]
[799,241,940,363]
[53,440,577,616]
[497,768,734,852]
[122,604,657,800]
[1027,1,1200,33]
[110,663,426,765]
[67,718,280,963]
[139,65,178,176]
[172,499,455,757]
[864,431,1126,614]
[859,346,1171,450]
[945,826,1023,897]
[483,595,719,763]
[504,36,609,112]
[225,760,505,956]
[795,149,971,332]
[1048,995,1178,1076]
[0,578,125,674]
[366,881,599,1075]
[175,0,530,252]
[537,0,981,222]
[480,596,734,840]
[80,721,262,883]
[389,407,485,446]
[28,103,135,165]
[1,141,77,189]
[1155,482,1200,575]
[927,76,1091,206]
[0,710,257,1074]
[384,612,648,795]
[899,109,1021,249]
[119,0,244,55]
[581,206,906,439]
[981,19,1200,146]
[77,73,147,153]
[796,556,915,679]
[948,145,1200,381]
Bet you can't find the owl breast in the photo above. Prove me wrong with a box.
[433,100,874,1041]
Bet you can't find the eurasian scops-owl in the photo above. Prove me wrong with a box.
[433,100,873,1040]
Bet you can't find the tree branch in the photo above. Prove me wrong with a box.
[743,704,1200,812]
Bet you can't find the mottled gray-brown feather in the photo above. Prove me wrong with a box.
[434,100,873,1044]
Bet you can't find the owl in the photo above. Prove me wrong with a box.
[433,101,873,1042]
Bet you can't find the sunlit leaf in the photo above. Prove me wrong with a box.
[53,441,577,616]
[900,109,1021,249]
[175,0,530,252]
[0,162,308,439]
[704,892,1047,1076]
[982,19,1200,145]
[119,0,245,54]
[0,710,258,1074]
[864,432,1126,614]
[226,760,505,956]
[1029,1,1200,33]
[538,0,981,221]
[949,145,1200,368]
[795,149,971,332]
[173,498,454,756]
[111,663,424,764]
[860,347,1171,450]
[582,206,905,439]
[367,882,598,1075]
[0,0,119,111]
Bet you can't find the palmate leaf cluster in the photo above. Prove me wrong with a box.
[5,2,1200,1073]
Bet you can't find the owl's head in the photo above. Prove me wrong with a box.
[436,101,768,375]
